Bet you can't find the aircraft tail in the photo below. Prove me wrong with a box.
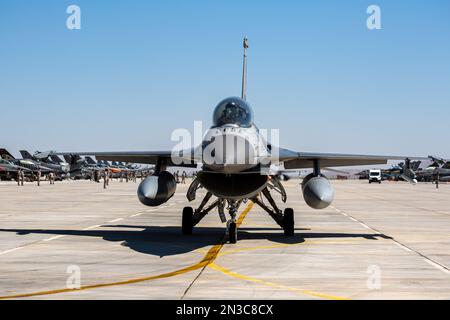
[85,156,97,165]
[0,148,15,160]
[401,158,418,184]
[19,150,35,160]
[241,37,249,101]
[51,155,63,163]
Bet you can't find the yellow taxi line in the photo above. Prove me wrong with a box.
[0,203,254,300]
[208,263,349,300]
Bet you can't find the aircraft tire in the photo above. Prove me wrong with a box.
[229,222,237,244]
[182,207,193,235]
[283,208,295,236]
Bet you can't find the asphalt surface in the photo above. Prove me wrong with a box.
[0,178,449,299]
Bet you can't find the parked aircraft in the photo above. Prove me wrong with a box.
[52,38,426,243]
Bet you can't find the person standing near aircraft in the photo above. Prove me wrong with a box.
[103,169,108,189]
[181,171,187,184]
[37,169,41,186]
[436,171,440,189]
[20,169,24,186]
[49,171,55,185]
[17,169,21,186]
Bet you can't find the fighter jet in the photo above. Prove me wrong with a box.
[0,158,32,181]
[414,156,450,182]
[31,151,71,177]
[0,149,53,176]
[53,38,427,243]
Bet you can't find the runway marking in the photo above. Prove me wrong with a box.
[424,259,450,274]
[393,241,413,253]
[199,240,362,258]
[0,247,24,256]
[180,202,253,299]
[331,205,450,276]
[82,225,101,231]
[0,203,253,300]
[1,202,349,300]
[208,263,349,300]
[42,235,65,242]
[130,213,143,217]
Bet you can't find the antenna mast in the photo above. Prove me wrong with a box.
[241,37,249,101]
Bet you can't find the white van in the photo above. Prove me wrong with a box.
[369,169,382,184]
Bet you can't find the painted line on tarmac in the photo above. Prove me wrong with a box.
[179,202,253,299]
[83,225,101,231]
[212,239,362,258]
[331,205,450,276]
[208,263,349,300]
[424,259,450,274]
[0,247,24,256]
[0,206,163,257]
[42,235,65,242]
[0,202,253,300]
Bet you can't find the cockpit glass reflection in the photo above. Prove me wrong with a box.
[212,97,253,128]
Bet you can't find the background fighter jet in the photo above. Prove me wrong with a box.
[52,38,427,243]
[414,156,450,182]
[0,158,32,181]
[0,148,53,178]
[28,151,70,178]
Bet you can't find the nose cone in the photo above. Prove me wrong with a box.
[203,131,258,174]
[302,177,335,209]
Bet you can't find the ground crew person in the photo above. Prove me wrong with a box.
[436,171,440,189]
[126,172,129,183]
[20,170,24,186]
[103,169,108,189]
[17,170,21,186]
[181,171,187,184]
[48,172,54,185]
[37,169,41,186]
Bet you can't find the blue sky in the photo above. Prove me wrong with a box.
[1,0,449,158]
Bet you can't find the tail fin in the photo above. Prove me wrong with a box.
[0,148,15,160]
[401,158,418,184]
[19,150,35,160]
[241,37,249,101]
[51,155,63,163]
[85,156,97,165]
[63,155,72,163]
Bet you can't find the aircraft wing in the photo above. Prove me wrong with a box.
[52,151,197,167]
[276,148,428,169]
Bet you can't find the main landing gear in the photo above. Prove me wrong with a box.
[182,177,295,244]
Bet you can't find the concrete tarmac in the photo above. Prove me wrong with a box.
[0,179,449,299]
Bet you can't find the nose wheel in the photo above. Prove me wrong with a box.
[227,221,237,244]
[182,206,193,235]
[283,208,294,236]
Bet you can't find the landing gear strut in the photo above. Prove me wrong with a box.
[226,200,239,244]
[182,176,293,243]
[252,180,295,237]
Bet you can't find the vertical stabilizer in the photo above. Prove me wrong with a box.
[241,37,249,101]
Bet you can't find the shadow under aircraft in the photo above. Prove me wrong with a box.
[0,226,391,258]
